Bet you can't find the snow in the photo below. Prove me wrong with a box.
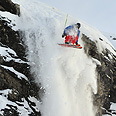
[102,102,116,116]
[0,46,17,57]
[1,65,28,81]
[0,89,12,98]
[0,0,116,116]
[0,46,27,63]
[103,32,116,49]
[110,102,116,110]
[0,96,33,115]
[0,89,37,115]
[28,96,41,112]
[80,22,116,54]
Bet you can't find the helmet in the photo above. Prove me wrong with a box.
[76,23,81,29]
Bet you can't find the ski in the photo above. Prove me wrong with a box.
[58,44,82,49]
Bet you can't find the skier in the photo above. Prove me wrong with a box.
[62,23,81,46]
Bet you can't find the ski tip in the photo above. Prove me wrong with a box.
[78,46,82,49]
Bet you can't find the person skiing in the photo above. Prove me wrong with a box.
[62,23,81,46]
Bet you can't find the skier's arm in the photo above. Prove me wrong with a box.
[62,28,68,38]
[62,25,72,38]
[62,30,66,38]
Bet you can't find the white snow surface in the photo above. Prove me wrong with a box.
[103,102,116,116]
[0,46,26,63]
[0,0,116,116]
[0,89,35,116]
[1,65,28,81]
[102,32,116,49]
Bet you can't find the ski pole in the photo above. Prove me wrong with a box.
[64,14,68,27]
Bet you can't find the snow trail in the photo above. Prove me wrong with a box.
[12,0,99,116]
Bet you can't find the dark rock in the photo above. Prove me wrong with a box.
[81,34,116,116]
[113,38,116,40]
[1,105,19,116]
[0,16,27,61]
[99,38,103,41]
[0,0,20,16]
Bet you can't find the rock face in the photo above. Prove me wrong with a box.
[0,0,41,116]
[0,0,20,16]
[81,34,116,116]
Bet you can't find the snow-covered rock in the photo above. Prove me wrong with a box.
[0,1,41,115]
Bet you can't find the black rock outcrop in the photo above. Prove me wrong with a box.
[81,34,116,116]
[0,0,20,16]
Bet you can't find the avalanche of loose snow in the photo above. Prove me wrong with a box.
[0,0,116,116]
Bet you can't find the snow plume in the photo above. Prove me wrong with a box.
[17,1,97,116]
[7,0,116,116]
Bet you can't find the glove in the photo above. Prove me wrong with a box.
[62,33,65,38]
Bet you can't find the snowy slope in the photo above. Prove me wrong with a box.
[102,32,116,49]
[0,0,116,116]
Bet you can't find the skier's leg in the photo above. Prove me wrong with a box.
[65,35,69,44]
[68,36,73,43]
[72,36,77,45]
[75,36,80,46]
[75,36,78,45]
